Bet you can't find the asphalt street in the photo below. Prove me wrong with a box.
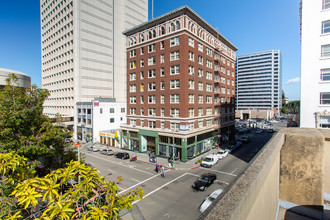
[82,121,286,220]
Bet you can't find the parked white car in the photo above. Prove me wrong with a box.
[200,154,218,168]
[215,149,229,159]
[199,189,224,212]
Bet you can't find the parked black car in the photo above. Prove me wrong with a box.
[192,173,217,191]
[114,152,130,160]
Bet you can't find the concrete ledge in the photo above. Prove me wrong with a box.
[201,132,285,220]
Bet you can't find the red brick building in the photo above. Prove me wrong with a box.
[121,6,237,161]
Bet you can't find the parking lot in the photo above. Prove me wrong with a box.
[82,120,286,219]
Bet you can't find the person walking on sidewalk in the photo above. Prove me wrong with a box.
[155,164,159,173]
[161,165,165,177]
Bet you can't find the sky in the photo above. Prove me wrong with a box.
[0,0,301,101]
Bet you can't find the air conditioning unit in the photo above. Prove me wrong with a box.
[133,125,136,127]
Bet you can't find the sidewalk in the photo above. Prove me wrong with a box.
[83,142,227,170]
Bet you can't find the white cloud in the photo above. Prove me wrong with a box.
[286,77,300,85]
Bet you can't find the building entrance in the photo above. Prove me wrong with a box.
[147,136,156,154]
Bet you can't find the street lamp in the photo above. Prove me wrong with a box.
[172,127,176,169]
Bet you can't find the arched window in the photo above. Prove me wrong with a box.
[161,26,165,35]
[171,23,175,32]
[140,33,144,42]
[149,31,152,39]
[153,29,156,38]
[188,21,191,31]
[133,36,136,44]
[176,20,180,30]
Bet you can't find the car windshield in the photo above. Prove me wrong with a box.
[198,177,209,183]
[217,151,224,155]
[203,158,213,162]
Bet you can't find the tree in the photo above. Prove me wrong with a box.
[0,153,143,219]
[0,74,77,169]
[281,100,300,114]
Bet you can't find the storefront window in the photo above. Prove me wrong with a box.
[187,146,195,159]
[131,139,139,151]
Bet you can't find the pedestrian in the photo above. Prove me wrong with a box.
[148,151,151,157]
[155,164,159,173]
[161,165,165,177]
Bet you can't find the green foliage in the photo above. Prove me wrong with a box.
[0,74,77,169]
[0,153,144,219]
[281,100,300,114]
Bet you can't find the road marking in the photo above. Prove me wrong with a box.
[132,172,187,205]
[131,178,140,183]
[128,165,136,168]
[118,171,169,195]
[86,153,154,176]
[200,167,237,177]
[231,168,237,174]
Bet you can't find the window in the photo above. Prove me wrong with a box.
[140,34,144,42]
[161,108,165,116]
[189,122,194,130]
[221,97,225,103]
[227,88,230,94]
[110,118,115,123]
[221,87,226,94]
[232,89,235,95]
[189,80,194,89]
[206,71,212,80]
[189,66,195,75]
[171,108,180,117]
[130,49,136,57]
[198,69,203,78]
[214,52,219,59]
[189,94,194,103]
[148,69,156,78]
[206,108,212,115]
[160,81,165,90]
[130,119,136,126]
[121,108,125,113]
[206,96,212,103]
[140,71,144,79]
[170,79,180,89]
[141,108,144,115]
[227,79,230,85]
[323,0,330,10]
[100,108,103,114]
[206,60,212,69]
[198,56,203,65]
[148,95,156,104]
[321,44,330,57]
[320,92,330,104]
[198,43,203,52]
[221,56,225,64]
[148,82,156,91]
[189,108,194,117]
[130,61,136,69]
[160,40,165,49]
[321,68,330,81]
[148,44,155,53]
[170,123,180,131]
[149,121,156,128]
[130,96,136,104]
[170,51,180,61]
[227,60,230,66]
[130,72,136,81]
[221,66,225,73]
[148,108,156,116]
[161,122,165,129]
[198,95,203,104]
[160,54,165,63]
[189,37,194,47]
[198,108,203,116]
[130,108,136,115]
[322,20,330,34]
[232,80,235,86]
[140,96,144,104]
[140,59,144,67]
[188,51,194,61]
[141,120,144,127]
[206,47,212,56]
[170,37,180,46]
[170,65,180,75]
[206,84,212,92]
[227,69,230,75]
[198,82,203,91]
[160,68,165,76]
[171,23,175,31]
[148,56,156,65]
[232,62,235,68]
[130,84,136,92]
[140,47,144,55]
[232,71,235,77]
[170,94,180,103]
[140,83,144,92]
[206,120,212,127]
[160,95,165,104]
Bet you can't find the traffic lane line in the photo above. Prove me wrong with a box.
[199,167,237,177]
[85,153,155,176]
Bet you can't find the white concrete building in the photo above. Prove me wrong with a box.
[40,0,148,125]
[300,0,330,128]
[0,68,31,88]
[236,50,282,117]
[76,98,126,143]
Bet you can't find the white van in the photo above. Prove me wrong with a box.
[201,154,218,168]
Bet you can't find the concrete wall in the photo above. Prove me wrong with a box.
[279,128,324,206]
[201,131,284,220]
[320,130,330,202]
